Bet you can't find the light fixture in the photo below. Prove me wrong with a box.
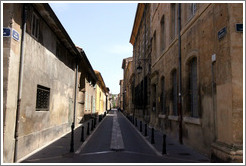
[137,64,142,74]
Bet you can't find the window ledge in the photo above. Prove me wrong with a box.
[168,115,179,121]
[183,116,201,125]
[158,114,166,119]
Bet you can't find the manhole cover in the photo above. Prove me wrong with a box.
[178,152,190,156]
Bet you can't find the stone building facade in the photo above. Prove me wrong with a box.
[130,3,243,162]
[130,3,152,122]
[76,47,97,122]
[94,70,108,115]
[119,80,124,110]
[122,57,133,115]
[3,3,98,163]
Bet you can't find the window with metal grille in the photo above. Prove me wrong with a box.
[189,58,199,117]
[31,12,39,39]
[36,85,50,111]
[172,70,178,116]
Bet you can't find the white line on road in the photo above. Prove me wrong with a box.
[110,110,125,151]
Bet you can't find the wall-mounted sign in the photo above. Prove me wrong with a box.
[218,27,227,40]
[3,27,11,37]
[12,29,19,41]
[236,24,243,32]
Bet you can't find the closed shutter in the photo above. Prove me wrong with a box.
[190,58,198,117]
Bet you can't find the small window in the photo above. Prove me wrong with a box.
[36,85,50,111]
[31,12,39,39]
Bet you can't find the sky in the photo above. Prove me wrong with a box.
[49,3,138,94]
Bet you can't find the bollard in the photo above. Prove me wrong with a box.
[144,123,148,136]
[70,123,74,152]
[80,126,84,142]
[94,117,96,127]
[87,122,90,135]
[151,128,155,144]
[91,119,94,131]
[135,118,138,127]
[140,121,142,132]
[99,115,102,122]
[162,134,166,155]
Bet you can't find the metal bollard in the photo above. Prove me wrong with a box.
[145,123,148,136]
[140,121,142,132]
[94,117,96,127]
[87,122,90,135]
[162,134,166,155]
[135,118,138,127]
[91,119,94,131]
[151,128,155,144]
[80,126,84,142]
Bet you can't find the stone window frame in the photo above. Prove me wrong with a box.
[183,52,201,121]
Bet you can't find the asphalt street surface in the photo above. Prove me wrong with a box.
[22,109,209,163]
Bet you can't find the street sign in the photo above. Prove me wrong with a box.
[3,27,11,37]
[236,24,243,32]
[12,29,19,41]
[218,27,227,40]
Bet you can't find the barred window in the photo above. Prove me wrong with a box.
[36,85,50,111]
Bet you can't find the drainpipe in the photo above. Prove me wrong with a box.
[13,4,27,163]
[178,3,183,145]
[70,61,78,152]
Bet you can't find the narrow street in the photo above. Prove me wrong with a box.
[22,109,209,163]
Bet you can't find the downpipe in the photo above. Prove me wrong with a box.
[13,4,27,163]
[70,62,78,152]
[178,3,183,145]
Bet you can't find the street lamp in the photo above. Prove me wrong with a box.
[137,64,143,74]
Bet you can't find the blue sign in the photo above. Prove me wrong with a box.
[218,27,227,40]
[3,27,11,37]
[12,29,19,41]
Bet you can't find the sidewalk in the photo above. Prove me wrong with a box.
[21,114,106,163]
[126,115,210,163]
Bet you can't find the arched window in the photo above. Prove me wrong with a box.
[189,57,198,117]
[172,70,178,116]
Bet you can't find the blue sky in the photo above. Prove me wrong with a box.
[49,3,137,94]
